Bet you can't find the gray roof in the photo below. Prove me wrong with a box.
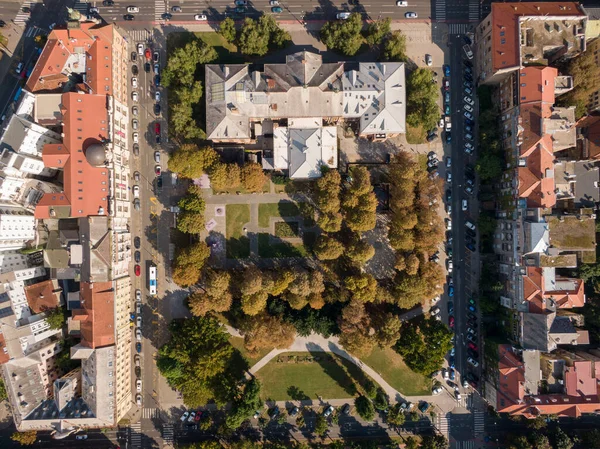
[0,115,60,156]
[521,312,553,352]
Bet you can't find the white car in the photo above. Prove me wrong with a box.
[447,259,453,273]
[180,411,190,422]
[137,43,144,55]
[270,0,279,4]
[425,54,432,66]
[464,96,474,105]
[136,394,142,406]
[465,142,474,150]
[136,316,142,328]
[133,185,140,198]
[396,0,408,5]
[430,306,440,316]
[194,14,207,20]
[455,391,462,401]
[136,328,142,341]
[337,12,351,19]
[155,91,161,102]
[463,44,474,60]
[131,119,139,130]
[466,220,476,231]
[445,218,452,231]
[132,132,139,144]
[131,77,138,88]
[136,379,142,392]
[464,104,474,112]
[464,147,474,155]
[462,199,468,212]
[446,172,452,183]
[467,357,479,367]
[154,151,161,163]
[132,91,139,102]
[446,157,451,168]
[90,7,99,13]
[405,12,417,18]
[135,289,142,301]
[443,369,449,380]
[432,386,443,395]
[127,6,140,13]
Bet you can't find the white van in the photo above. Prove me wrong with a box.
[127,6,139,13]
[465,220,476,231]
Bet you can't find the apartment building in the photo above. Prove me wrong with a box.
[475,2,586,86]
[486,345,600,417]
[0,206,36,252]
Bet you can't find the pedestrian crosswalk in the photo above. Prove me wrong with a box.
[155,0,166,22]
[437,414,449,436]
[24,26,44,39]
[448,23,470,35]
[128,29,152,44]
[434,0,446,21]
[129,423,142,447]
[143,407,159,419]
[468,0,480,22]
[454,442,476,449]
[73,0,90,16]
[162,423,174,444]
[13,1,41,26]
[473,410,485,435]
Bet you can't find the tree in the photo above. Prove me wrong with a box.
[188,291,232,316]
[557,48,600,119]
[238,18,270,56]
[382,31,407,61]
[0,378,6,402]
[552,428,574,449]
[346,238,375,264]
[226,378,263,429]
[320,13,364,56]
[386,403,406,427]
[219,17,237,43]
[342,166,377,232]
[45,307,65,330]
[345,274,378,302]
[241,313,295,355]
[405,437,418,449]
[406,68,439,132]
[11,431,37,446]
[162,39,217,88]
[241,163,266,192]
[420,435,448,449]
[210,163,241,191]
[354,395,375,421]
[172,242,211,287]
[241,291,269,316]
[177,211,205,234]
[314,414,328,436]
[365,17,391,46]
[314,235,344,260]
[372,311,402,348]
[476,151,503,181]
[373,388,389,411]
[168,145,219,179]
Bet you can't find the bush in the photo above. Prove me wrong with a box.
[354,395,375,421]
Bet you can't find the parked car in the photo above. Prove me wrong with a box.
[181,412,190,422]
[462,199,468,212]
[418,402,430,413]
[136,379,142,392]
[194,14,207,20]
[342,403,351,415]
[464,96,474,105]
[336,12,351,19]
[136,394,142,406]
[464,104,474,113]
[136,342,142,353]
[443,65,450,77]
[135,264,140,276]
[323,406,334,417]
[467,357,479,367]
[463,44,474,59]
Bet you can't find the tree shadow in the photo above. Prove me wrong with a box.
[287,386,310,401]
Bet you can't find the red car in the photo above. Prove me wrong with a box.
[154,122,161,135]
[449,316,455,328]
[135,265,141,276]
[468,342,478,351]
[155,165,161,176]
[145,48,152,60]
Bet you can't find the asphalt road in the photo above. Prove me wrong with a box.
[92,0,433,24]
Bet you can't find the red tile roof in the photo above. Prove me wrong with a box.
[35,93,110,219]
[0,333,9,365]
[26,23,115,94]
[519,67,557,105]
[24,280,61,314]
[72,282,114,349]
[522,268,586,312]
[487,3,585,73]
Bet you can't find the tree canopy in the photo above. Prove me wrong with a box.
[238,16,290,56]
[382,31,407,62]
[365,18,391,46]
[406,68,439,132]
[168,144,219,179]
[321,13,364,56]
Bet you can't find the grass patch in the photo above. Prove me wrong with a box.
[226,204,250,259]
[258,202,301,227]
[255,352,376,401]
[548,216,596,250]
[197,32,244,64]
[406,123,427,144]
[275,221,299,238]
[229,336,271,369]
[359,346,430,396]
[258,234,307,258]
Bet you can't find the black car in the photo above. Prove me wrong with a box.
[342,403,351,415]
[155,135,161,144]
[103,0,115,5]
[156,176,163,190]
[464,73,473,82]
[0,20,6,28]
[465,118,475,126]
[447,301,454,315]
[131,51,137,62]
[144,62,151,73]
[464,66,472,75]
[134,237,141,249]
[132,65,138,75]
[154,75,160,86]
[154,103,161,115]
[134,251,141,263]
[426,133,437,142]
[467,349,479,359]
[463,35,472,45]
[463,59,473,68]
[446,189,452,203]
[161,12,172,20]
[123,14,135,20]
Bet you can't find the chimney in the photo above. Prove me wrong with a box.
[225,67,229,77]
[253,71,260,86]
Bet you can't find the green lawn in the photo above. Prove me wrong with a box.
[359,346,430,396]
[254,352,376,401]
[406,123,427,144]
[257,234,308,258]
[226,204,250,259]
[258,202,302,227]
[229,336,272,369]
[196,32,244,64]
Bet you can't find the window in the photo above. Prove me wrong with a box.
[501,39,506,44]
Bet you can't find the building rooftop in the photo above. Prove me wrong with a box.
[72,282,114,349]
[35,92,110,219]
[79,216,111,282]
[548,215,596,250]
[24,280,61,314]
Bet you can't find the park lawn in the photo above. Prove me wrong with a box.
[195,32,244,64]
[229,336,271,369]
[226,204,250,259]
[406,123,427,144]
[258,202,302,227]
[257,234,308,258]
[255,352,375,401]
[359,346,430,396]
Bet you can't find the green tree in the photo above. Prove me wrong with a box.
[382,31,407,61]
[372,388,389,411]
[225,379,263,429]
[168,145,219,179]
[219,17,237,43]
[0,378,6,402]
[320,13,364,56]
[172,242,211,287]
[346,237,375,264]
[345,274,378,302]
[178,186,206,213]
[314,414,328,436]
[405,437,418,449]
[314,235,344,260]
[45,307,65,330]
[552,428,574,449]
[238,18,270,56]
[354,395,375,421]
[11,431,37,446]
[420,435,449,449]
[162,39,217,88]
[372,311,402,348]
[476,151,503,181]
[342,166,377,232]
[241,162,266,192]
[365,17,391,46]
[406,68,439,132]
[557,48,600,119]
[386,403,406,427]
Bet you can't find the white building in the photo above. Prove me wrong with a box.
[0,206,36,252]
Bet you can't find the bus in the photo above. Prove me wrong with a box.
[148,266,157,296]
